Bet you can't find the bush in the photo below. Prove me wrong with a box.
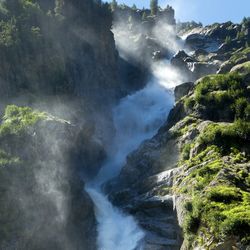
[184,214,200,234]
[221,206,250,243]
[233,97,249,120]
[198,120,250,153]
[181,143,192,160]
[192,72,249,121]
[207,186,242,204]
[0,105,46,136]
[0,18,19,47]
[0,149,20,167]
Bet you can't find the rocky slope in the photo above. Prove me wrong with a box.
[0,105,108,249]
[0,0,120,249]
[0,0,120,118]
[107,20,250,250]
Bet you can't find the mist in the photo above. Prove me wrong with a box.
[84,6,188,249]
[0,1,187,250]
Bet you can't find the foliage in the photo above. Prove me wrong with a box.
[150,0,158,15]
[193,72,249,121]
[198,120,250,154]
[229,47,250,64]
[0,18,19,47]
[181,143,192,161]
[110,0,118,12]
[0,149,20,167]
[225,36,232,44]
[0,105,46,136]
[236,31,245,40]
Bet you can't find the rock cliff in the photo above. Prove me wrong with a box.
[107,21,250,249]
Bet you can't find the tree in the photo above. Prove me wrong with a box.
[54,0,64,16]
[142,11,147,21]
[225,36,232,45]
[111,0,117,11]
[150,0,158,15]
[236,31,245,40]
[132,4,137,10]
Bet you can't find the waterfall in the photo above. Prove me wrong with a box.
[85,61,180,250]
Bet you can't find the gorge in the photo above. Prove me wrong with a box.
[0,1,249,250]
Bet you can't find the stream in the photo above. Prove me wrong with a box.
[85,61,179,250]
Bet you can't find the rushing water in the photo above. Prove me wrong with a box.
[85,62,178,250]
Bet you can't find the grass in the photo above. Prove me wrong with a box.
[198,120,250,154]
[229,47,250,64]
[176,131,250,246]
[187,71,250,121]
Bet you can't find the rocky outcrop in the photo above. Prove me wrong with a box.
[107,61,250,249]
[174,82,194,101]
[0,105,105,249]
[171,51,219,81]
[184,22,241,52]
[0,0,119,114]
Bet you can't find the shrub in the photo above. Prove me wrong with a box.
[198,120,250,153]
[207,186,242,204]
[0,149,20,167]
[0,105,46,136]
[181,143,192,160]
[0,18,19,47]
[225,36,232,44]
[221,206,250,243]
[233,97,249,120]
[184,214,200,234]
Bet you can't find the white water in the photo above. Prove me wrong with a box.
[85,62,179,250]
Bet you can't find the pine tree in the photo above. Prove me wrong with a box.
[54,0,64,16]
[150,0,158,15]
[111,0,118,11]
[142,11,147,21]
[132,4,137,10]
[225,36,232,45]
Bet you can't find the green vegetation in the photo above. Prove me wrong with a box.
[181,143,192,161]
[229,47,250,64]
[0,105,46,136]
[225,36,232,44]
[175,68,250,246]
[191,72,250,121]
[198,120,250,154]
[0,149,20,167]
[178,145,250,246]
[110,0,118,11]
[0,18,19,47]
[150,0,158,15]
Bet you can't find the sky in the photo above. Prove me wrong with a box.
[106,0,250,25]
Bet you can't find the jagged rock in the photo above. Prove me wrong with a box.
[171,50,191,67]
[217,39,247,54]
[191,61,219,79]
[185,34,221,52]
[0,109,101,249]
[174,82,194,101]
[171,50,219,81]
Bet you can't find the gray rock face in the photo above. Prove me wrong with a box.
[184,22,241,53]
[0,0,119,115]
[171,51,219,82]
[0,114,102,250]
[106,122,183,249]
[185,34,221,53]
[174,82,194,102]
